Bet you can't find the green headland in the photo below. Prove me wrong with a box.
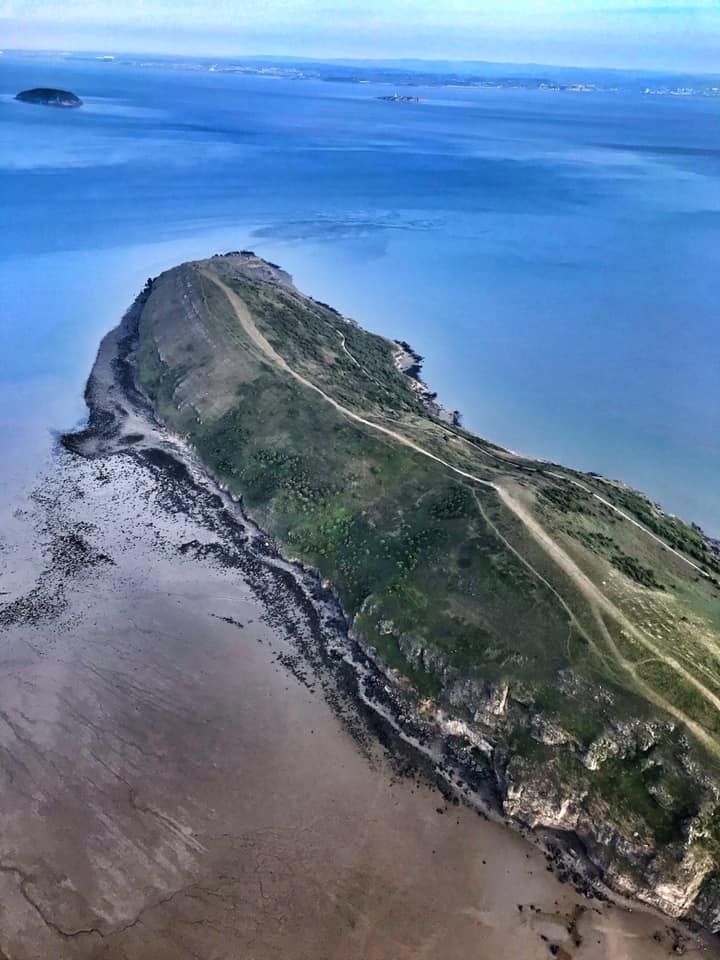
[130,252,720,926]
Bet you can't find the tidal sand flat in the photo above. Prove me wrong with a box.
[0,443,712,960]
[0,262,716,958]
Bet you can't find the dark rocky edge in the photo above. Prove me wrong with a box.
[393,339,462,425]
[61,259,719,950]
[706,536,720,563]
[15,87,83,108]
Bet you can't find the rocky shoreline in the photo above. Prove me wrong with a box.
[59,263,719,953]
[393,339,462,426]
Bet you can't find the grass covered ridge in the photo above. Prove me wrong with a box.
[134,254,720,877]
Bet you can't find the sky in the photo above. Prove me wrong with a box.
[1,0,719,72]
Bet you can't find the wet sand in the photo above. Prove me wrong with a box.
[0,436,716,958]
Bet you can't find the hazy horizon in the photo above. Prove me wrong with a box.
[2,0,720,74]
[4,46,720,79]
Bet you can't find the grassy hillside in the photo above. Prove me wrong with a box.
[134,253,720,913]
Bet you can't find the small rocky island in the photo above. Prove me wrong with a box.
[377,93,422,103]
[15,87,83,108]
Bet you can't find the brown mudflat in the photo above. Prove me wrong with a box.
[0,445,714,960]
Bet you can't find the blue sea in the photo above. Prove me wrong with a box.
[1,53,719,533]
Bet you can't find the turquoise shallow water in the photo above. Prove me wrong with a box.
[1,54,719,532]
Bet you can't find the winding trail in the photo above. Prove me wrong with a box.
[200,267,720,757]
[490,488,720,758]
[544,471,709,577]
[199,268,499,489]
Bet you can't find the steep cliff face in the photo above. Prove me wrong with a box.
[130,253,720,931]
[369,619,720,926]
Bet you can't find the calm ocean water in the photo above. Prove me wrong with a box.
[1,54,719,532]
